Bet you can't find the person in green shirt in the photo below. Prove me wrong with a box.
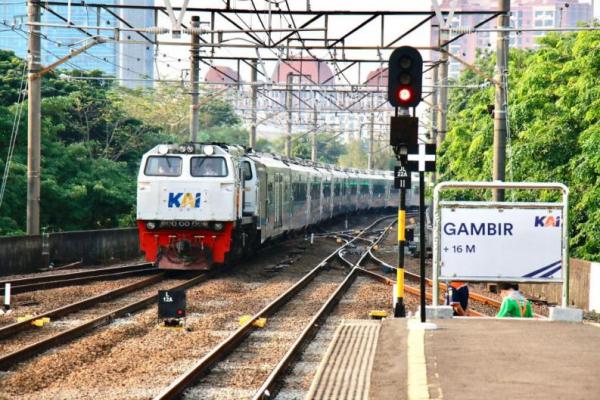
[496,282,533,318]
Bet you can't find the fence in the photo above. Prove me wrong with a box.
[0,228,141,276]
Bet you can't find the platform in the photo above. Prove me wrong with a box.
[306,320,381,400]
[366,318,600,400]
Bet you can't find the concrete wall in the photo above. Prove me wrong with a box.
[0,228,140,276]
[521,258,592,310]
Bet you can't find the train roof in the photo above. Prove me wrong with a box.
[144,142,392,177]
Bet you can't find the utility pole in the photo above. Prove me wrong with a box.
[432,63,439,147]
[368,94,375,169]
[285,74,293,157]
[493,0,510,201]
[189,16,200,142]
[311,102,318,162]
[249,60,258,149]
[27,1,41,235]
[437,30,449,145]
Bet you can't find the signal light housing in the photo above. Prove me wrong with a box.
[388,46,423,108]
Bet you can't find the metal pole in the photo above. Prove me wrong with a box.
[27,1,41,235]
[285,74,293,157]
[394,185,406,318]
[432,64,439,147]
[419,171,426,323]
[437,30,448,145]
[493,0,510,201]
[250,60,258,149]
[368,95,375,169]
[311,103,317,162]
[189,16,200,142]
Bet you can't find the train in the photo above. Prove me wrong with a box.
[136,142,418,270]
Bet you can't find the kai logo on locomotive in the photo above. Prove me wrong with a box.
[168,192,201,208]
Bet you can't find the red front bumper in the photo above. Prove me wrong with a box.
[137,221,233,270]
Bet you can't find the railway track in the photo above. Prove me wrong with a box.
[153,215,395,400]
[0,262,159,295]
[0,271,213,371]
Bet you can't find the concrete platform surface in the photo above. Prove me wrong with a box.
[370,318,600,400]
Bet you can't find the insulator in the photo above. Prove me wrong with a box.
[143,27,169,34]
[182,27,203,35]
[451,26,475,34]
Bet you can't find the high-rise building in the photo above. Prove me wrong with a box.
[0,0,154,88]
[431,0,594,77]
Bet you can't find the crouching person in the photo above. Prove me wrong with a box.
[496,282,533,318]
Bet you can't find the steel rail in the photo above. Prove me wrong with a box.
[0,263,157,295]
[0,272,211,371]
[153,215,393,400]
[252,220,396,399]
[0,273,165,340]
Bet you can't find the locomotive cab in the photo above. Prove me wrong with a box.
[137,144,245,269]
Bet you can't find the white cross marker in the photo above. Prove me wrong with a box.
[407,144,436,172]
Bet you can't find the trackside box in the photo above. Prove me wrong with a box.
[158,290,186,318]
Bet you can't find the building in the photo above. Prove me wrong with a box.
[0,0,154,88]
[432,0,594,77]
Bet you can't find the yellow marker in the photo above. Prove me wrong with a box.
[407,320,431,399]
[398,210,406,241]
[239,315,267,328]
[369,310,388,319]
[396,268,405,298]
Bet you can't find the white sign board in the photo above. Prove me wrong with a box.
[440,206,563,281]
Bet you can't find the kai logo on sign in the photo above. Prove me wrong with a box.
[534,215,560,228]
[168,192,201,208]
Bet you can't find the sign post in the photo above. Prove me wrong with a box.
[432,181,569,307]
[407,144,436,323]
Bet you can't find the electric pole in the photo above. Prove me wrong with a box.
[250,60,258,149]
[189,16,200,142]
[493,0,510,201]
[432,63,439,147]
[312,102,317,162]
[437,30,449,145]
[27,1,41,235]
[285,74,293,157]
[368,94,375,169]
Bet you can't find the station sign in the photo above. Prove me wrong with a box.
[439,206,563,281]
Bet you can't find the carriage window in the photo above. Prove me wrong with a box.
[350,183,357,195]
[323,182,331,198]
[190,157,228,177]
[144,156,182,176]
[293,183,307,201]
[242,161,252,180]
[360,184,370,194]
[334,183,341,196]
[373,184,386,195]
[311,182,321,199]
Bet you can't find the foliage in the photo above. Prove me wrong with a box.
[437,30,600,261]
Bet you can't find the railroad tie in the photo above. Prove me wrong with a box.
[306,320,381,400]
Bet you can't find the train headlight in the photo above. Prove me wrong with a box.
[178,144,187,153]
[157,144,169,155]
[186,144,195,153]
[146,221,157,230]
[213,222,224,231]
[203,145,214,155]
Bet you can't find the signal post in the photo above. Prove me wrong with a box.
[388,46,435,322]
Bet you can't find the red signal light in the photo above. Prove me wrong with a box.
[397,86,413,104]
[176,309,183,316]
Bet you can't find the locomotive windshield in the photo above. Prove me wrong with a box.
[144,156,182,176]
[191,157,228,177]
